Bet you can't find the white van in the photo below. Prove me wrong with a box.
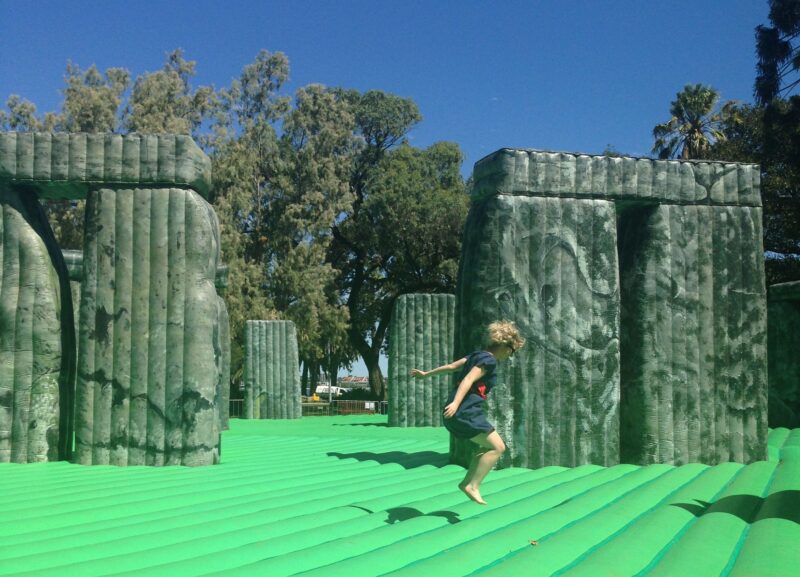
[315,385,351,397]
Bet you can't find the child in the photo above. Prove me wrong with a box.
[411,320,525,505]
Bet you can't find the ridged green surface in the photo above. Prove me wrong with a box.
[455,195,621,470]
[457,149,768,469]
[244,320,301,419]
[619,204,768,465]
[0,133,212,199]
[0,418,796,576]
[767,281,800,428]
[473,149,760,206]
[0,184,65,463]
[74,187,223,466]
[388,293,455,427]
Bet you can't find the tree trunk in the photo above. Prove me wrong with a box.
[301,362,309,396]
[363,349,385,400]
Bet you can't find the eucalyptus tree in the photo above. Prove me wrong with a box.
[124,49,215,136]
[329,92,469,398]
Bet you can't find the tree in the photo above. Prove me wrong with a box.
[124,49,215,137]
[755,0,800,104]
[710,102,800,283]
[752,0,800,283]
[652,84,738,160]
[60,62,130,133]
[263,84,357,387]
[330,130,469,399]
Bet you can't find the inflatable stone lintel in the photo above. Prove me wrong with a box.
[0,132,212,200]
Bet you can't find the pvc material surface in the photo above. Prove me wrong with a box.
[0,418,796,576]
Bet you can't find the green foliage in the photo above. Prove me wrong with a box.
[1,95,46,131]
[710,102,800,283]
[755,0,800,104]
[1,49,469,397]
[124,49,215,136]
[652,84,738,160]
[61,62,130,133]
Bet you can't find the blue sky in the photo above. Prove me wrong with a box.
[0,0,771,376]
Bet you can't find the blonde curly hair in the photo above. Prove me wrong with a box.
[486,320,525,351]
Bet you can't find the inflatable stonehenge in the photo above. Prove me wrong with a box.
[389,149,770,470]
[0,132,230,466]
[0,133,779,473]
[450,149,768,468]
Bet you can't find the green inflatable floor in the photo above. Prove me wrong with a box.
[0,416,797,576]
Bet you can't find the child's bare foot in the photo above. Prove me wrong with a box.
[459,482,487,505]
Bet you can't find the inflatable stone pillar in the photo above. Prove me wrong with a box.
[388,293,455,427]
[455,149,767,469]
[215,265,231,430]
[767,281,800,428]
[244,320,301,419]
[0,183,73,463]
[0,132,227,467]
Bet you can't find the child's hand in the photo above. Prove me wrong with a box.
[443,402,458,418]
[410,369,426,378]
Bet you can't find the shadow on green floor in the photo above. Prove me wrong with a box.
[327,449,450,469]
[671,490,800,524]
[385,506,462,525]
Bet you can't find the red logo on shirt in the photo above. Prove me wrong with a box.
[476,383,487,399]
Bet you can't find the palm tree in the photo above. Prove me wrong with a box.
[652,84,737,160]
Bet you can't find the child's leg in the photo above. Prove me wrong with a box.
[459,431,506,504]
[459,447,487,491]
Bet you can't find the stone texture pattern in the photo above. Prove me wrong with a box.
[455,149,768,469]
[0,133,212,199]
[454,195,620,469]
[388,293,455,427]
[473,149,761,206]
[618,204,767,465]
[244,320,301,420]
[73,187,223,466]
[1,132,227,467]
[0,184,67,462]
[767,281,800,428]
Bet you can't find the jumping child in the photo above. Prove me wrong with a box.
[410,320,525,505]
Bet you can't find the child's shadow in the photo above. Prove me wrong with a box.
[385,507,461,525]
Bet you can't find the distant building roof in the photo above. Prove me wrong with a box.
[338,376,371,386]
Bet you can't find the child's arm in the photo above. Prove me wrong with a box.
[443,365,486,418]
[410,357,467,379]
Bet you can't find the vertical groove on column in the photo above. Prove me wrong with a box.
[697,206,715,465]
[129,188,151,465]
[12,200,33,462]
[684,206,702,464]
[75,192,97,463]
[147,188,169,466]
[712,206,729,463]
[164,190,185,466]
[111,188,133,466]
[729,205,743,462]
[575,200,592,465]
[244,322,253,419]
[560,199,578,466]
